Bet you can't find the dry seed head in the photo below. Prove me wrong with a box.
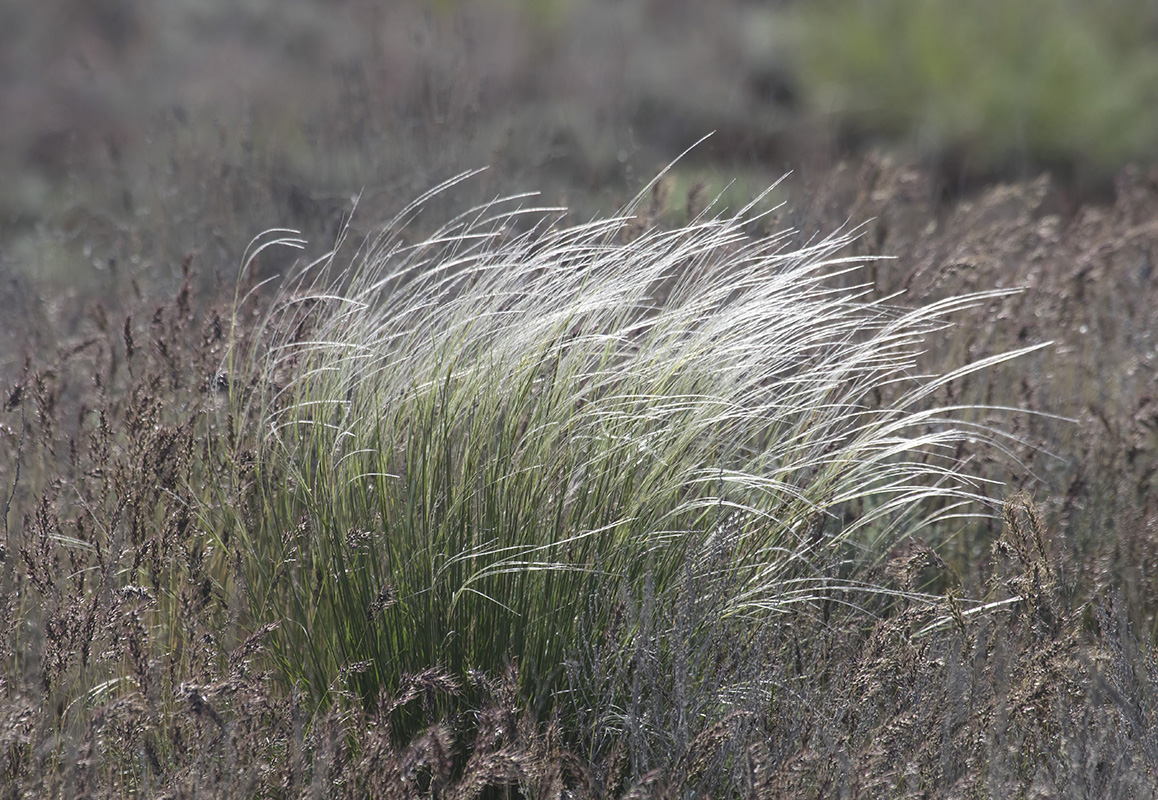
[367,584,398,620]
[686,181,708,222]
[122,315,135,363]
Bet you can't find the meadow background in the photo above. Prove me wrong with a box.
[3,0,1158,796]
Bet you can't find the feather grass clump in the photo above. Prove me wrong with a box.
[224,172,1041,719]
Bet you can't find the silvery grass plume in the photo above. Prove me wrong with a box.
[222,171,1044,720]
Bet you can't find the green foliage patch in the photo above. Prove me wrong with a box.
[793,0,1158,178]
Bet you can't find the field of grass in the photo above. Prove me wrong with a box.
[4,1,1158,797]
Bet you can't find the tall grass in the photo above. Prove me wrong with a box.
[221,172,1043,726]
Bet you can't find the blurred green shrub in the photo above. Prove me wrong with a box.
[793,0,1158,178]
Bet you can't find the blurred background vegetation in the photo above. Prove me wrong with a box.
[794,0,1158,184]
[4,0,1155,292]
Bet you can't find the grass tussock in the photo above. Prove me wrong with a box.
[223,173,1042,728]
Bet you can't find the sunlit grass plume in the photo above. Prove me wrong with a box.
[222,171,1040,719]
